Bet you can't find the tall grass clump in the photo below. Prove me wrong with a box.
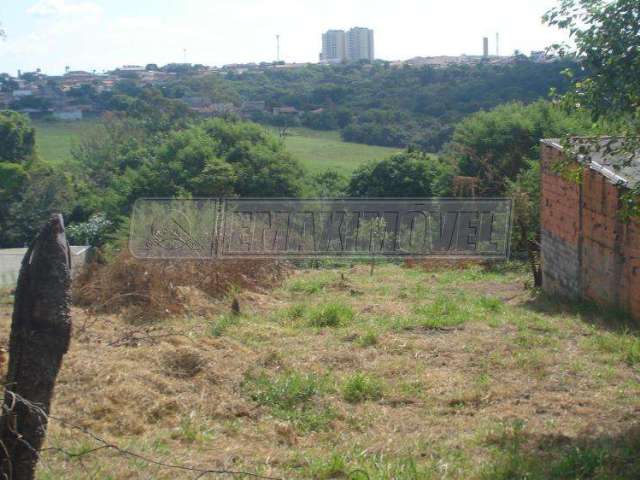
[308,302,354,327]
[341,373,383,403]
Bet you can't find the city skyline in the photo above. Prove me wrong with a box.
[0,0,570,75]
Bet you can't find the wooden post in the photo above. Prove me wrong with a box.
[0,214,72,480]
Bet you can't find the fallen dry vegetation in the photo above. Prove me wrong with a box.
[0,260,639,479]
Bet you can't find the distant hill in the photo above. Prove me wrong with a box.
[200,60,579,151]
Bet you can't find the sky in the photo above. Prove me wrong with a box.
[0,0,570,75]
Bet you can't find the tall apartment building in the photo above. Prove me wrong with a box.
[346,27,374,62]
[320,27,374,63]
[321,30,346,64]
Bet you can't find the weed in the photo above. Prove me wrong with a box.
[357,330,379,347]
[413,295,469,329]
[586,331,640,367]
[306,453,349,479]
[210,314,239,337]
[550,446,608,478]
[242,371,335,431]
[288,277,329,294]
[342,373,383,403]
[308,302,354,327]
[477,296,503,312]
[171,413,213,443]
[286,304,306,319]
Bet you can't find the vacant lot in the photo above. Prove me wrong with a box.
[33,118,99,165]
[1,262,638,479]
[272,128,400,175]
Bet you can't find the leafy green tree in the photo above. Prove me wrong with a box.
[0,110,36,163]
[73,114,304,235]
[310,170,348,197]
[200,118,303,196]
[1,163,74,247]
[347,151,453,197]
[544,0,640,216]
[507,160,542,285]
[450,101,598,194]
[544,0,640,122]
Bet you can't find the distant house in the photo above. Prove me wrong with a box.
[52,108,83,121]
[118,65,145,72]
[12,89,34,98]
[211,103,237,114]
[16,107,52,119]
[0,92,10,107]
[273,106,298,115]
[241,100,266,112]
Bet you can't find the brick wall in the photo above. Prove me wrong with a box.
[540,142,640,320]
[540,143,581,298]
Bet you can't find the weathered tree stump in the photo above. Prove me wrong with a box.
[0,214,72,480]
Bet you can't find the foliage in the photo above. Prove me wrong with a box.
[65,213,112,246]
[222,60,579,149]
[0,110,36,163]
[311,170,348,197]
[68,111,303,244]
[544,0,640,121]
[0,111,74,247]
[1,163,74,247]
[507,160,541,247]
[347,151,453,197]
[544,0,640,216]
[450,101,597,195]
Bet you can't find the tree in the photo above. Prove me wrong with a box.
[311,170,348,197]
[347,151,453,197]
[450,101,598,194]
[544,0,640,122]
[544,0,640,215]
[0,111,36,164]
[1,164,75,247]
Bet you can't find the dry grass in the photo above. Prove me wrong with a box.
[0,262,639,479]
[73,251,288,321]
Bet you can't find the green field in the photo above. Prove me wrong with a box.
[33,118,99,166]
[270,127,400,175]
[33,120,399,175]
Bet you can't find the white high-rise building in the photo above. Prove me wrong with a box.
[346,27,374,62]
[321,30,346,64]
[320,27,374,64]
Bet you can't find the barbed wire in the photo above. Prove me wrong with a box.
[1,391,283,480]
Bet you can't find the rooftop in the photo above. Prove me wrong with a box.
[541,137,640,188]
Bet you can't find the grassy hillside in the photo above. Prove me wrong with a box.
[2,262,638,479]
[272,128,400,175]
[32,120,399,175]
[32,118,98,166]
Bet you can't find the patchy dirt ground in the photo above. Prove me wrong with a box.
[0,262,639,479]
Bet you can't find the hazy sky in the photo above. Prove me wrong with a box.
[0,0,570,75]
